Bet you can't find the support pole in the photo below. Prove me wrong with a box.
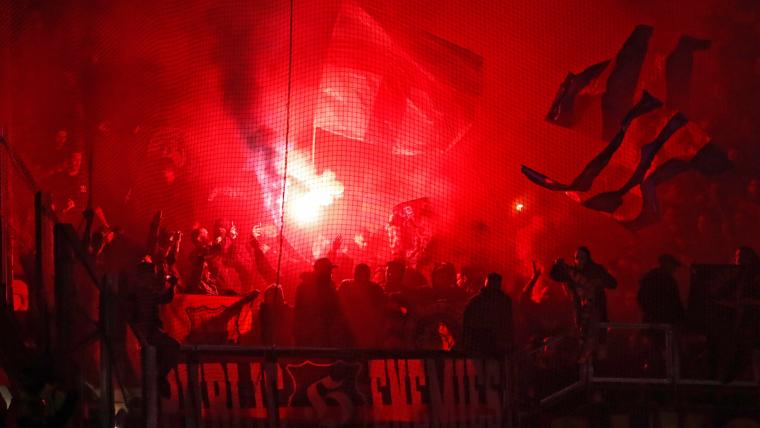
[0,143,11,310]
[99,275,114,428]
[142,345,158,428]
[53,224,76,357]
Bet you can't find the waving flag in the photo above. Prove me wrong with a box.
[522,25,731,230]
[314,1,483,156]
[524,90,663,193]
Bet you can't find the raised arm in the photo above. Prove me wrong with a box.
[599,266,617,289]
[326,234,342,262]
[250,225,276,284]
[519,261,542,306]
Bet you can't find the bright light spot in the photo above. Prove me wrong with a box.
[290,192,323,225]
[515,202,525,212]
[283,151,344,227]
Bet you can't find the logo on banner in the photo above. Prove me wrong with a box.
[286,360,366,425]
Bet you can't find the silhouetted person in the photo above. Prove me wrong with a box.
[637,254,685,324]
[37,128,74,179]
[518,261,572,347]
[460,273,514,356]
[339,264,387,348]
[458,266,486,297]
[717,246,760,382]
[46,150,88,224]
[431,262,469,303]
[125,257,180,398]
[294,258,348,347]
[185,227,220,295]
[551,246,616,362]
[258,285,294,347]
[383,259,406,294]
[636,254,684,375]
[212,219,255,294]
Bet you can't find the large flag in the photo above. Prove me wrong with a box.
[522,26,730,230]
[313,1,483,156]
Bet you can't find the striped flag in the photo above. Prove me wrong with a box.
[522,26,731,230]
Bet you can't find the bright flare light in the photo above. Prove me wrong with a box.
[515,202,525,212]
[290,191,323,225]
[284,150,345,226]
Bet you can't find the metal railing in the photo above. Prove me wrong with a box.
[136,321,760,427]
[0,137,55,316]
[141,345,515,428]
[521,322,760,409]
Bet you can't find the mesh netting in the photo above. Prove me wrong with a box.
[2,0,759,321]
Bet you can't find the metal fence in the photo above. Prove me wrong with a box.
[0,137,56,349]
[142,345,514,428]
[138,321,760,427]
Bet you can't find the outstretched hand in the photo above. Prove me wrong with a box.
[250,225,261,248]
[531,260,542,279]
[331,234,343,253]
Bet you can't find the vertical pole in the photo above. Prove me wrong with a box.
[34,192,51,349]
[753,349,760,385]
[0,1,13,312]
[0,0,12,306]
[99,275,114,428]
[142,345,159,428]
[311,123,317,166]
[186,357,202,428]
[0,143,10,310]
[665,326,674,382]
[53,224,75,357]
[502,356,513,428]
[264,351,279,428]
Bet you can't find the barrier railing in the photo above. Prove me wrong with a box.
[591,322,759,387]
[146,345,514,428]
[0,137,55,323]
[54,224,139,427]
[138,321,760,426]
[512,321,760,414]
[0,137,57,372]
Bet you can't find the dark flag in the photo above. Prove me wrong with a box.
[620,143,732,230]
[521,25,731,228]
[601,25,654,140]
[523,90,662,192]
[666,36,711,113]
[546,60,611,127]
[582,112,689,213]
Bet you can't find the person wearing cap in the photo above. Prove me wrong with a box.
[293,257,349,347]
[637,254,685,325]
